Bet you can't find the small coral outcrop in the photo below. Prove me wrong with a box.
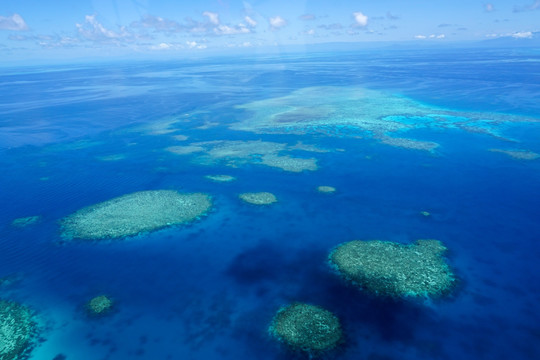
[238,192,277,205]
[86,295,114,317]
[269,303,343,355]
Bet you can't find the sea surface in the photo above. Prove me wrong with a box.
[1,47,539,359]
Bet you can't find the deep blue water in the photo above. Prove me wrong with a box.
[1,48,539,359]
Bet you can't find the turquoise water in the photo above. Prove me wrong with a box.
[1,48,539,359]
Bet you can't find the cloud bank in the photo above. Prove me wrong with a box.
[0,14,28,31]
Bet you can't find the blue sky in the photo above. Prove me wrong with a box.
[1,0,539,62]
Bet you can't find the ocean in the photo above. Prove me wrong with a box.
[0,47,539,359]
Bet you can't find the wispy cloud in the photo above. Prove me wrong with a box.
[131,14,252,36]
[186,40,207,49]
[245,16,257,27]
[299,14,316,21]
[0,14,28,31]
[203,11,220,25]
[484,3,495,12]
[76,15,133,43]
[318,23,343,30]
[514,0,540,12]
[130,15,183,33]
[511,31,533,38]
[486,31,534,38]
[214,24,250,35]
[386,12,400,20]
[415,34,445,39]
[352,12,368,27]
[269,16,287,30]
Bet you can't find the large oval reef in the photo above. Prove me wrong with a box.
[269,303,343,355]
[329,239,455,299]
[61,190,212,240]
[0,300,36,360]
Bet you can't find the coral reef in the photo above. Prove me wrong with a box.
[0,300,36,360]
[239,192,277,205]
[317,186,336,194]
[260,154,318,172]
[166,140,320,172]
[11,216,41,228]
[329,239,455,299]
[86,295,113,317]
[61,190,212,240]
[232,86,539,151]
[204,175,236,182]
[489,148,539,160]
[269,303,343,355]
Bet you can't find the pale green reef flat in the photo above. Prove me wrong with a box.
[0,300,35,360]
[61,190,212,240]
[233,86,539,151]
[166,140,323,172]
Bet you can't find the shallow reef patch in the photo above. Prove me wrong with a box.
[85,295,114,317]
[11,216,42,228]
[0,300,36,360]
[317,186,336,194]
[238,192,277,205]
[166,140,321,172]
[204,174,236,182]
[233,86,539,151]
[489,148,539,160]
[269,303,343,355]
[329,239,455,299]
[60,190,212,240]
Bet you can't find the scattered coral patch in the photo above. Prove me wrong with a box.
[0,300,36,360]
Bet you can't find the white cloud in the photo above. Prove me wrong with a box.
[76,15,132,42]
[0,13,28,31]
[130,15,182,32]
[514,0,540,12]
[186,40,207,49]
[269,16,287,30]
[353,12,368,27]
[485,3,495,12]
[299,14,316,21]
[203,11,220,25]
[512,31,533,38]
[415,34,445,39]
[245,16,257,27]
[214,24,250,35]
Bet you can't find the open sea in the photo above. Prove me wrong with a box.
[1,47,539,359]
